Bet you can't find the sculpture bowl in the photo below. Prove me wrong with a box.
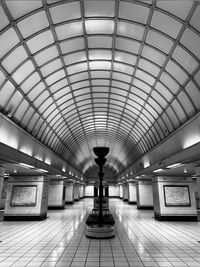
[93,147,109,159]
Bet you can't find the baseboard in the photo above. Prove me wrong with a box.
[4,213,47,221]
[154,212,198,221]
[48,205,65,210]
[123,199,128,202]
[137,206,154,210]
[128,201,137,204]
[65,201,74,204]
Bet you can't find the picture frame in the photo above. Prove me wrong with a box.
[11,185,37,207]
[163,185,191,207]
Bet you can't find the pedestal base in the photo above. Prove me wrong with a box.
[86,213,116,238]
[86,225,115,238]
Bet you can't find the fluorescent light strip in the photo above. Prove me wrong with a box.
[153,168,164,173]
[19,163,35,169]
[167,163,182,169]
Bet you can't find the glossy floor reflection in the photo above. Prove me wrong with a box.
[0,199,200,267]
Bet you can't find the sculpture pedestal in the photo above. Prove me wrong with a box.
[86,213,115,238]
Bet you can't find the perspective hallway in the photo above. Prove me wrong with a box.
[0,199,200,267]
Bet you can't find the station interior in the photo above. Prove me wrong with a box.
[0,0,200,266]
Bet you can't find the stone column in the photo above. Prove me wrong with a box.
[136,178,153,209]
[4,175,49,220]
[123,183,128,201]
[65,182,74,203]
[152,176,197,221]
[128,182,137,204]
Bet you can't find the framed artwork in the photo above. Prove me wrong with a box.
[11,185,37,207]
[163,185,191,207]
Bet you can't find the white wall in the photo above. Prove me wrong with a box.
[128,183,137,203]
[136,180,153,208]
[65,183,74,203]
[123,184,128,200]
[119,185,123,198]
[85,185,94,197]
[109,185,119,197]
[48,179,65,207]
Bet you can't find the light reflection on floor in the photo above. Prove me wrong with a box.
[0,198,200,266]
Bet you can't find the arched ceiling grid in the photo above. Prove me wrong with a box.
[0,0,200,177]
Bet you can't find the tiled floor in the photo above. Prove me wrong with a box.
[0,199,200,267]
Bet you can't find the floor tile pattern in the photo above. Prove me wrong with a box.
[0,199,200,267]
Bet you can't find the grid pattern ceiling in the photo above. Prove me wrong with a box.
[0,0,200,178]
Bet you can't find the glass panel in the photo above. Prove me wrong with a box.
[45,69,65,86]
[131,87,148,100]
[114,51,137,66]
[119,2,150,24]
[17,11,49,38]
[89,50,111,60]
[27,30,54,54]
[55,22,83,40]
[178,90,195,117]
[2,46,28,73]
[14,99,29,121]
[60,38,84,54]
[50,79,68,93]
[70,72,89,83]
[190,5,200,32]
[148,97,162,114]
[64,51,86,66]
[6,0,42,19]
[151,90,167,108]
[0,6,9,31]
[50,2,81,23]
[145,30,173,54]
[85,20,114,34]
[12,60,35,84]
[40,59,62,77]
[151,10,182,39]
[181,28,200,60]
[112,80,129,91]
[72,81,90,90]
[89,61,111,70]
[91,71,110,79]
[9,90,23,110]
[34,46,59,66]
[165,60,188,85]
[0,70,6,85]
[112,72,131,84]
[113,62,134,75]
[185,81,200,110]
[155,82,173,102]
[0,81,15,107]
[21,73,41,94]
[135,70,155,86]
[117,21,145,41]
[67,62,87,75]
[84,1,115,17]
[27,113,39,133]
[21,107,34,126]
[0,28,19,59]
[133,79,151,94]
[34,91,49,108]
[88,36,112,48]
[142,45,166,66]
[160,72,180,94]
[172,46,198,75]
[115,38,140,54]
[156,1,193,20]
[138,59,160,77]
[171,99,186,123]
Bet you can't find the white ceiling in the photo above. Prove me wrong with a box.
[0,0,200,179]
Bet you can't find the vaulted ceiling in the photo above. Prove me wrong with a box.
[0,0,200,179]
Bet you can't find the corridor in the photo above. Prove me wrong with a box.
[0,199,200,267]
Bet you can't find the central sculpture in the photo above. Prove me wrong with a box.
[85,147,115,238]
